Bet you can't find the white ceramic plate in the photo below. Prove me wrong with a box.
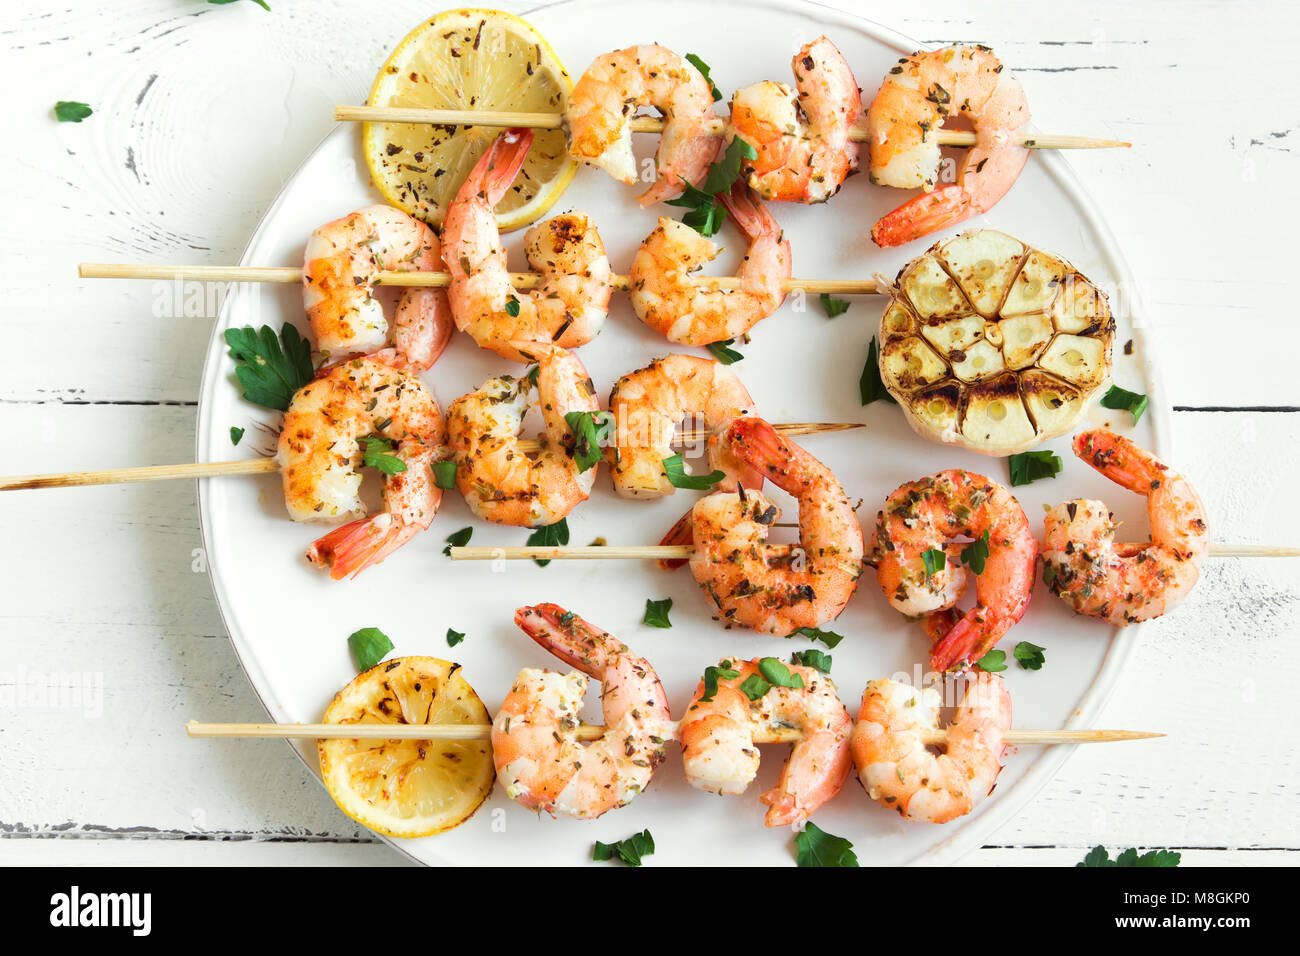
[196,0,1166,865]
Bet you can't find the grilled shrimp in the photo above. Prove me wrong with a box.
[445,341,598,527]
[728,36,860,203]
[872,469,1037,672]
[628,182,791,346]
[1043,429,1209,625]
[567,44,719,206]
[679,656,852,827]
[277,357,444,579]
[851,674,1012,823]
[442,129,613,362]
[866,45,1030,247]
[690,418,863,636]
[302,205,453,370]
[493,604,673,819]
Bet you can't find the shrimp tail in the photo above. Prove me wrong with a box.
[306,516,413,580]
[656,508,695,570]
[718,181,778,239]
[514,603,628,677]
[469,128,535,205]
[871,184,976,248]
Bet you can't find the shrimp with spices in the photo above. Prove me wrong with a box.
[628,181,791,346]
[567,44,719,206]
[690,417,863,636]
[442,129,613,362]
[302,205,453,371]
[1043,429,1209,625]
[728,36,861,203]
[277,357,444,579]
[872,469,1036,672]
[866,45,1030,247]
[445,341,598,527]
[680,656,852,827]
[492,604,673,819]
[851,674,1012,823]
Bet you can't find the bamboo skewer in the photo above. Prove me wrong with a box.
[333,105,1132,151]
[79,262,879,297]
[0,423,860,492]
[450,543,1300,561]
[186,720,1160,746]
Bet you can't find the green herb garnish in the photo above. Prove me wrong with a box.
[859,336,896,406]
[685,53,722,101]
[1078,845,1180,868]
[360,436,407,475]
[593,829,655,866]
[504,297,521,318]
[794,822,859,867]
[1008,449,1063,487]
[699,660,740,703]
[791,626,845,649]
[526,517,569,566]
[445,628,465,648]
[819,293,851,318]
[1014,640,1046,670]
[665,138,757,237]
[564,410,615,473]
[224,324,314,412]
[54,101,93,122]
[975,649,1008,673]
[230,426,245,446]
[347,627,393,672]
[432,460,458,489]
[790,648,832,673]
[705,339,744,364]
[1099,384,1149,424]
[921,547,946,577]
[662,454,726,490]
[208,0,271,11]
[443,526,472,557]
[642,597,673,629]
[960,529,991,574]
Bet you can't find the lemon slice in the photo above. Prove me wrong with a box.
[363,9,576,231]
[318,656,494,838]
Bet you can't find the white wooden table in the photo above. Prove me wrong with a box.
[1,0,1296,866]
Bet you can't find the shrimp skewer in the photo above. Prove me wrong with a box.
[729,36,861,203]
[1043,429,1209,624]
[690,417,864,636]
[441,129,613,362]
[871,470,1037,672]
[679,657,853,827]
[277,358,444,579]
[302,205,453,371]
[492,604,673,819]
[867,45,1031,247]
[628,182,792,346]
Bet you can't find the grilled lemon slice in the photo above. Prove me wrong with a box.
[879,230,1115,456]
[363,10,576,230]
[318,656,494,838]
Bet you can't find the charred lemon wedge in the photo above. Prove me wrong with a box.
[879,230,1115,456]
[318,656,494,839]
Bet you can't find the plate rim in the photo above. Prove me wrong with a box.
[194,0,1168,866]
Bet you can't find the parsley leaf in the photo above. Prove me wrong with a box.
[859,336,896,406]
[1008,449,1063,487]
[1078,845,1181,868]
[1099,384,1149,424]
[432,459,458,489]
[208,0,272,10]
[685,53,722,102]
[224,324,314,412]
[347,627,393,672]
[643,597,673,629]
[54,101,93,122]
[975,649,1008,673]
[443,526,472,557]
[524,364,540,387]
[819,293,851,318]
[662,454,726,490]
[791,626,845,648]
[564,410,615,473]
[739,674,771,700]
[665,138,757,236]
[699,660,740,703]
[593,829,655,866]
[360,436,407,475]
[791,648,832,673]
[504,296,521,317]
[229,426,245,446]
[960,529,991,574]
[759,656,804,689]
[445,628,465,648]
[705,339,744,364]
[795,821,859,867]
[921,547,946,577]
[526,517,569,567]
[1014,640,1046,670]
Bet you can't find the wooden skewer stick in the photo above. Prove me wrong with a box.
[450,543,1300,561]
[186,720,1161,746]
[333,105,1132,151]
[78,262,879,297]
[0,423,860,492]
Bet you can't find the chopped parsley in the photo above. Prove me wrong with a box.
[593,829,655,866]
[443,526,472,557]
[1008,449,1063,487]
[795,821,859,867]
[705,339,744,364]
[224,324,314,412]
[859,336,896,406]
[699,660,740,703]
[960,529,991,574]
[54,101,93,122]
[360,436,406,475]
[432,460,458,489]
[1099,384,1149,424]
[526,517,569,566]
[445,628,465,648]
[790,648,832,673]
[975,649,1008,673]
[1079,845,1180,867]
[564,410,615,473]
[642,597,673,629]
[1014,640,1046,670]
[229,426,245,446]
[347,627,393,672]
[662,454,726,490]
[791,626,845,648]
[819,293,851,318]
[921,547,947,577]
[685,53,722,101]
